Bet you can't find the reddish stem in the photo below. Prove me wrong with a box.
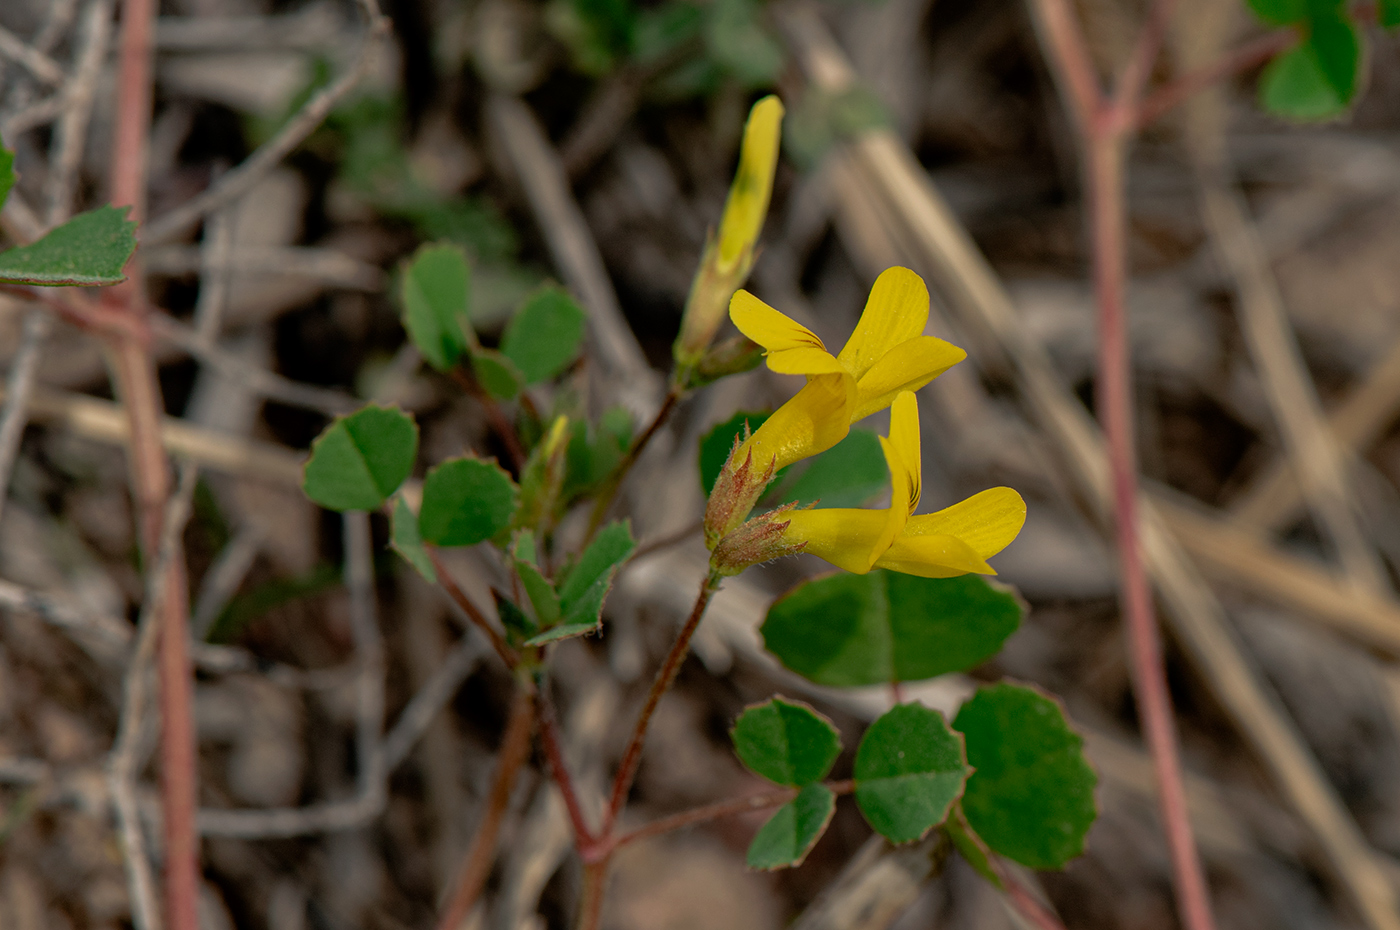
[426,548,520,669]
[1004,876,1070,930]
[1029,2,1217,929]
[111,1,201,928]
[612,779,856,851]
[450,369,527,471]
[1135,29,1297,130]
[584,387,682,545]
[601,572,720,837]
[536,690,599,849]
[434,689,536,930]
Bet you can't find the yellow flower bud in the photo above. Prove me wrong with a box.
[715,95,784,274]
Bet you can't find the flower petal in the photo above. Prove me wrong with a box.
[766,347,847,376]
[716,95,784,273]
[852,337,966,422]
[783,508,888,574]
[836,267,930,379]
[741,372,857,473]
[887,391,921,514]
[902,487,1026,560]
[875,533,995,578]
[731,290,825,352]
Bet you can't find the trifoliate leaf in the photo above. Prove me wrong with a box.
[0,206,137,286]
[854,703,968,844]
[762,571,1023,687]
[418,457,519,547]
[953,683,1097,869]
[525,520,634,644]
[731,697,841,787]
[303,405,418,512]
[746,784,835,870]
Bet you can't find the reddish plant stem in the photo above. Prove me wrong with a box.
[426,548,520,669]
[1003,875,1070,930]
[1135,29,1297,129]
[600,571,720,838]
[110,1,201,928]
[449,369,527,471]
[1029,2,1216,929]
[536,689,599,849]
[584,387,681,544]
[613,779,856,851]
[434,689,536,930]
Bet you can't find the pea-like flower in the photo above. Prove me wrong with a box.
[704,267,969,547]
[781,391,1025,577]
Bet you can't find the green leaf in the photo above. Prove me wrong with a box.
[1247,0,1305,24]
[495,591,538,641]
[500,287,587,385]
[516,559,561,626]
[854,703,969,844]
[0,206,137,286]
[1380,0,1400,28]
[418,457,519,546]
[1259,21,1358,121]
[953,683,1097,869]
[565,409,633,497]
[945,806,1003,890]
[699,411,771,495]
[746,784,835,870]
[762,571,1023,687]
[303,405,418,511]
[0,148,14,210]
[390,496,436,582]
[703,0,783,87]
[632,0,703,63]
[525,521,635,644]
[731,697,841,787]
[777,428,887,508]
[400,243,471,371]
[471,348,524,400]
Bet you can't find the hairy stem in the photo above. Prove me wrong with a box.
[426,548,519,669]
[434,689,535,930]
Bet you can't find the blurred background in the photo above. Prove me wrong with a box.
[5,0,1400,928]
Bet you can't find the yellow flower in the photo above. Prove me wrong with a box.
[730,266,966,474]
[781,392,1025,578]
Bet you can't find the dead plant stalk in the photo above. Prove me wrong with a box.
[1026,1,1215,929]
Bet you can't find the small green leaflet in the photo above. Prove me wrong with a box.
[303,405,418,512]
[0,148,14,210]
[1245,0,1304,25]
[1380,0,1400,28]
[514,550,561,627]
[418,457,519,547]
[747,784,835,870]
[0,206,138,286]
[945,805,1003,889]
[390,496,436,582]
[495,591,538,640]
[854,703,968,844]
[471,348,524,400]
[1258,9,1360,121]
[500,286,587,385]
[400,243,471,371]
[703,0,783,88]
[731,697,841,787]
[762,571,1023,687]
[565,408,633,497]
[953,683,1097,870]
[525,520,635,645]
